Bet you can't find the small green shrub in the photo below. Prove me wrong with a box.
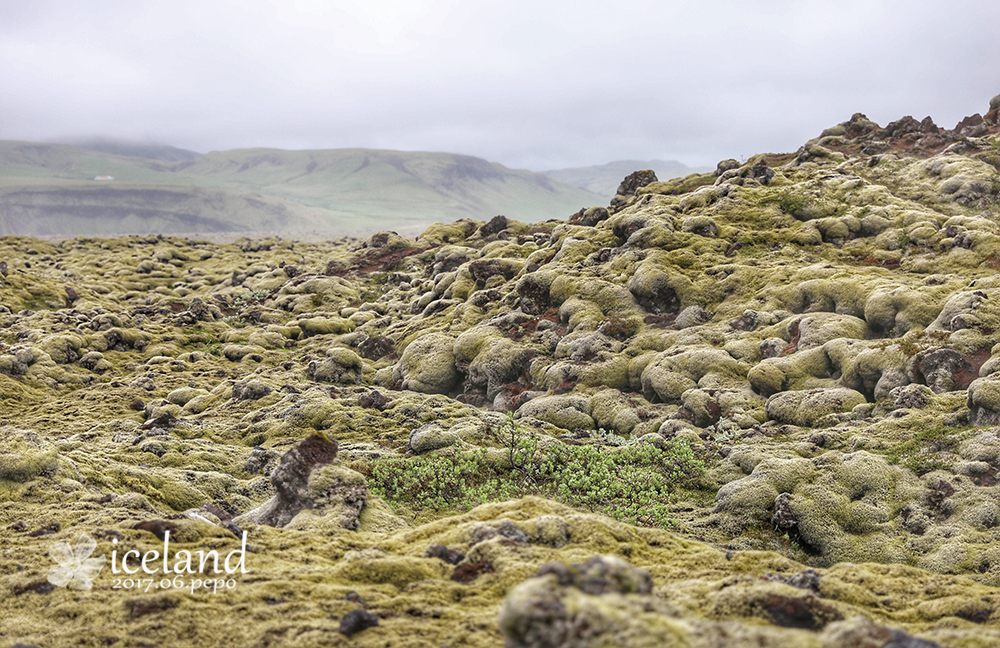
[777,191,810,215]
[366,414,704,527]
[233,289,270,308]
[367,445,511,511]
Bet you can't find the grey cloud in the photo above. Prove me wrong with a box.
[1,0,999,170]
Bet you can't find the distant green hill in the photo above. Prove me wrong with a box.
[57,137,202,162]
[544,159,712,198]
[0,142,606,238]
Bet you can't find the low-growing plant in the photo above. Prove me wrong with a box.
[366,414,704,527]
[233,289,270,309]
[776,189,811,216]
[885,425,972,476]
[367,445,514,511]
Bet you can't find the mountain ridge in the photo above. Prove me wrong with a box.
[54,137,201,162]
[0,142,607,238]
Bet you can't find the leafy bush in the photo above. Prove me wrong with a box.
[776,189,810,215]
[366,415,704,527]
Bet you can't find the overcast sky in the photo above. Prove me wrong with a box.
[2,0,999,171]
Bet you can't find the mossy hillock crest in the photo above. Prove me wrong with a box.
[3,94,1000,647]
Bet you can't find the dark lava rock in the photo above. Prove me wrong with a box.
[27,522,60,537]
[478,214,508,237]
[451,562,495,583]
[610,170,658,213]
[614,170,658,197]
[242,432,339,527]
[889,384,933,410]
[956,608,993,623]
[751,161,775,185]
[716,159,740,175]
[358,389,388,410]
[125,596,177,618]
[911,346,977,393]
[927,479,955,513]
[179,297,215,324]
[78,351,107,372]
[732,309,765,331]
[139,440,167,457]
[469,259,518,287]
[358,335,395,360]
[132,375,155,391]
[132,520,178,541]
[425,544,465,565]
[772,492,797,531]
[338,609,379,636]
[365,231,393,248]
[13,580,54,596]
[93,528,123,542]
[762,568,821,592]
[757,593,842,629]
[141,411,177,430]
[578,206,610,227]
[200,502,237,522]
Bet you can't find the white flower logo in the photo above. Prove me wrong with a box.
[47,534,106,590]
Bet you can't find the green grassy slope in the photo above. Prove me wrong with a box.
[0,142,605,237]
[0,179,339,237]
[61,137,201,161]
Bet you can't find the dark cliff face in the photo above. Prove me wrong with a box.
[2,95,1000,648]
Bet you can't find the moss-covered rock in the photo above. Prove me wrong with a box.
[516,395,595,431]
[0,427,59,482]
[393,332,460,394]
[766,388,868,426]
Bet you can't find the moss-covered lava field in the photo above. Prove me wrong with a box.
[4,96,1000,647]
